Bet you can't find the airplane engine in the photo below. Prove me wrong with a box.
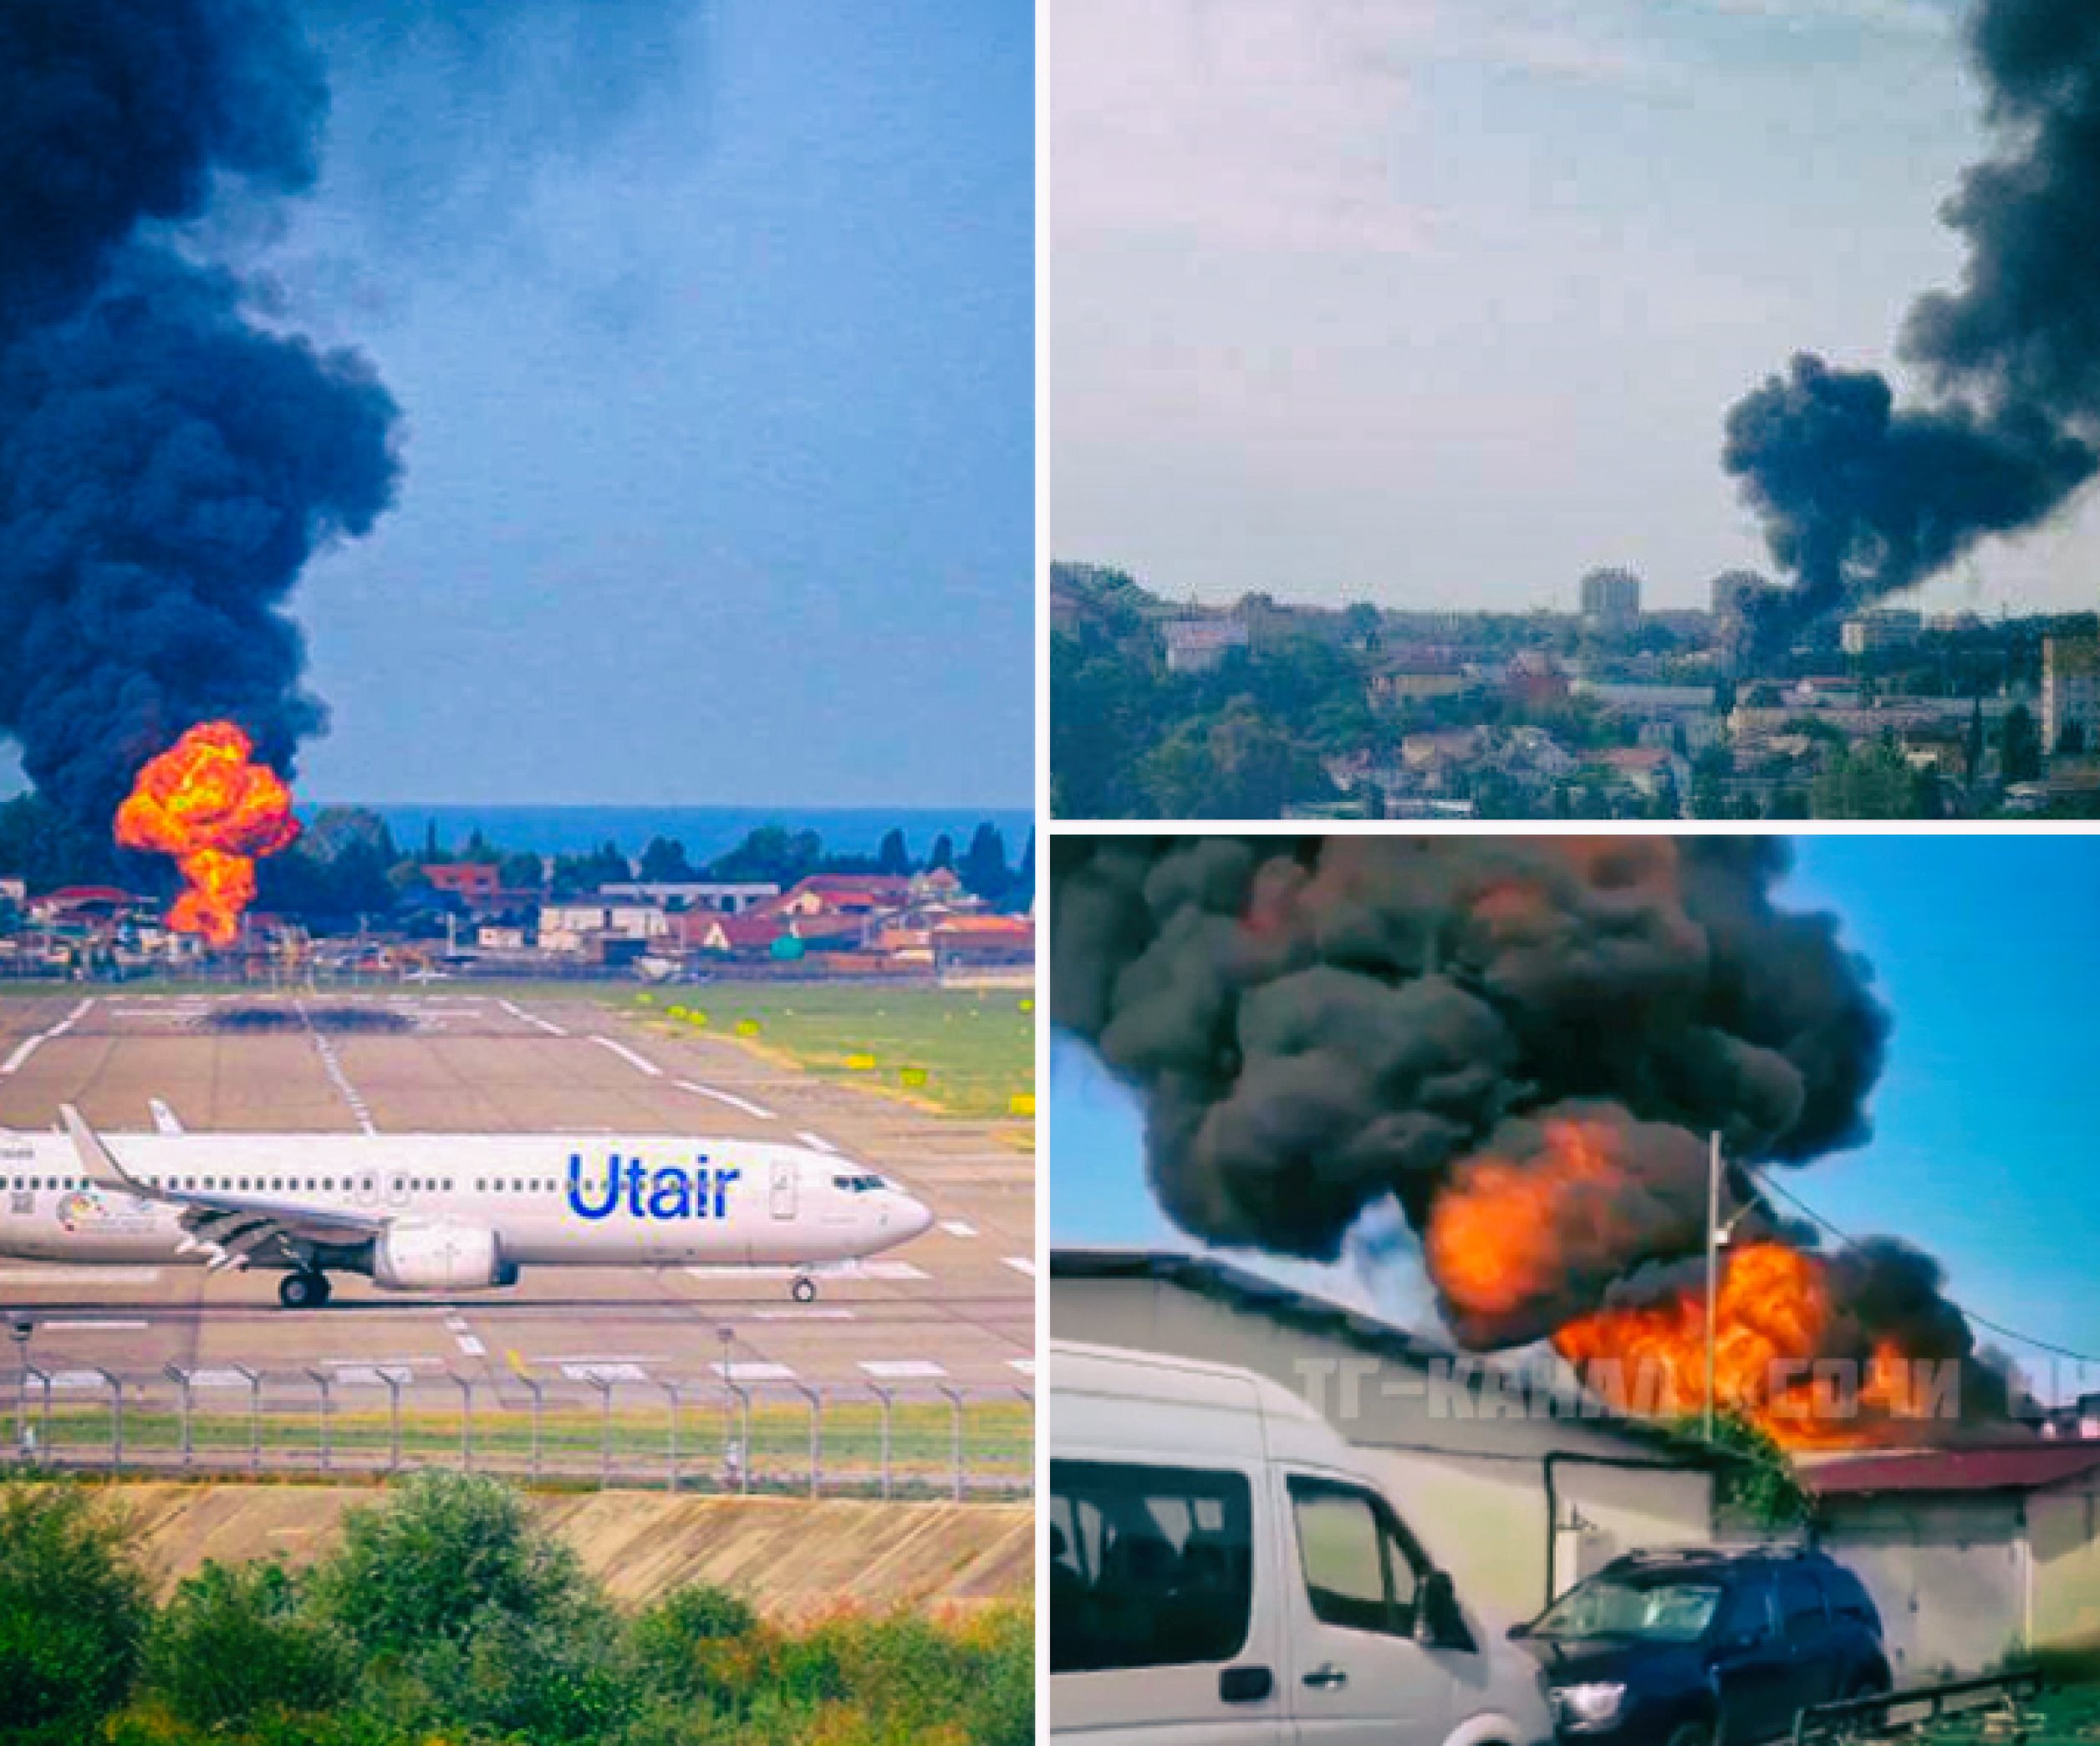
[370,1221,518,1291]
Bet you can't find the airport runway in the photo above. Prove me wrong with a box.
[0,989,1036,1399]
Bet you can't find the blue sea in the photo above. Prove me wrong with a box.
[309,803,1036,863]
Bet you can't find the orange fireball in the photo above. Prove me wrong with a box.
[114,722,300,946]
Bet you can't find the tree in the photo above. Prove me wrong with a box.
[0,1483,152,1744]
[142,1560,348,1731]
[703,825,824,887]
[1685,1412,1812,1530]
[1811,742,1929,819]
[961,824,1010,901]
[638,835,695,882]
[876,828,911,877]
[928,832,955,873]
[2001,702,2042,784]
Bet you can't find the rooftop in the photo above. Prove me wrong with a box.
[1807,1442,2093,1498]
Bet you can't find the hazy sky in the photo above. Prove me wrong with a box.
[0,3,1032,809]
[1051,0,2100,616]
[1052,834,2100,1406]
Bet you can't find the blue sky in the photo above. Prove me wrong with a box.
[1052,834,2100,1405]
[1052,0,2100,616]
[4,2,1032,809]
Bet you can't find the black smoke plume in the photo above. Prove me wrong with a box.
[1724,0,2100,649]
[0,0,400,828]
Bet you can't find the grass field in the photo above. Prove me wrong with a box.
[19,1396,1031,1491]
[632,983,1036,1123]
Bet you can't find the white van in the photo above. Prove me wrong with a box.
[1051,1339,1555,1746]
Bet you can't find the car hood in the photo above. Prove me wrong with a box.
[1517,1635,1705,1687]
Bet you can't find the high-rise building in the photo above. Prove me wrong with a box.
[2042,634,2100,754]
[1578,568,1641,630]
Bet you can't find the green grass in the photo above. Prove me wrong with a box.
[19,1398,1032,1488]
[633,984,1036,1123]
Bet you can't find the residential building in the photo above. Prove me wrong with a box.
[1160,615,1249,674]
[1840,610,1924,656]
[422,863,502,903]
[1578,567,1642,630]
[2042,634,2100,753]
[599,881,778,914]
[1368,661,1471,706]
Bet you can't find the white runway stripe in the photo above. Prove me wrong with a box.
[498,999,568,1037]
[1001,1256,1037,1279]
[0,1268,162,1285]
[939,1220,977,1238]
[1,1037,43,1075]
[44,1320,148,1332]
[684,1260,929,1282]
[796,1131,840,1154]
[589,1036,662,1077]
[674,1080,775,1120]
[859,1359,947,1379]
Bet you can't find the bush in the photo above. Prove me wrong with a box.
[629,1582,762,1701]
[0,1482,152,1745]
[142,1559,350,1731]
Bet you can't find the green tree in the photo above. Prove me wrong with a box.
[1811,742,1929,819]
[0,1483,152,1745]
[927,832,955,873]
[142,1560,348,1732]
[639,835,696,882]
[875,828,911,877]
[2001,702,2042,783]
[960,824,1009,901]
[704,826,823,887]
[1684,1412,1812,1530]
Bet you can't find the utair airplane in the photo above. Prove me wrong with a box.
[0,1105,935,1308]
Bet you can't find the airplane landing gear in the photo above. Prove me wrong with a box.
[791,1274,818,1304]
[278,1270,332,1310]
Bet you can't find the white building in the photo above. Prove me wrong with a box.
[537,901,670,952]
[2042,634,2100,753]
[598,881,778,914]
[1161,617,1249,675]
[1839,610,1924,656]
[1052,1248,1723,1623]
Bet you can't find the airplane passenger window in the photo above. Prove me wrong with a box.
[1050,1458,1254,1674]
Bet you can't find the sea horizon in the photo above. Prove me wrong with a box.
[307,801,1036,863]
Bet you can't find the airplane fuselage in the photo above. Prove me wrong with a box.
[0,1128,931,1274]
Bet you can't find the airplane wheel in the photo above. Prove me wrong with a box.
[279,1271,327,1310]
[792,1275,818,1304]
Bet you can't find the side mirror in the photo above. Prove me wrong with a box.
[1414,1570,1471,1650]
[1507,1619,1532,1641]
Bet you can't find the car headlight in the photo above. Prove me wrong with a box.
[1552,1682,1629,1732]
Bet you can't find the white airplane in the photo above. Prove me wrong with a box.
[0,1105,934,1309]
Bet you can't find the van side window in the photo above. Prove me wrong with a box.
[1049,1459,1253,1674]
[1288,1478,1420,1639]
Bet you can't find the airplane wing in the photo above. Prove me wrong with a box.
[61,1105,386,1273]
[149,1098,183,1136]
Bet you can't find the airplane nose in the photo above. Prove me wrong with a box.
[902,1196,935,1238]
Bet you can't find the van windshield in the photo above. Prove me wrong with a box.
[1532,1578,1721,1643]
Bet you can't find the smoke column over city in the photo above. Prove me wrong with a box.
[1724,0,2100,648]
[1053,837,2007,1443]
[0,0,400,829]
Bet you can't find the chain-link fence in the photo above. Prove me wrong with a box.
[3,1363,1032,1499]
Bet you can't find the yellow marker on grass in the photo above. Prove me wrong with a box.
[900,1066,927,1089]
[1009,1092,1036,1118]
[846,1053,877,1071]
[736,1019,761,1038]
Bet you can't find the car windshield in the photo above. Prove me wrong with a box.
[1532,1577,1722,1643]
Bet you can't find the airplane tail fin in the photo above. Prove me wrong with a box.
[61,1105,146,1198]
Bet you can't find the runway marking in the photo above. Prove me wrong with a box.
[455,1335,487,1358]
[308,1025,377,1134]
[48,1370,111,1391]
[0,998,84,1075]
[0,1268,162,1285]
[796,1131,840,1155]
[531,1355,662,1367]
[43,1320,147,1332]
[590,1036,662,1077]
[860,1359,947,1380]
[1001,1256,1037,1279]
[561,1361,650,1383]
[1008,1360,1036,1377]
[939,1221,977,1238]
[711,1361,797,1383]
[0,1038,43,1075]
[686,1261,929,1283]
[753,1308,857,1321]
[499,1000,568,1037]
[674,1080,775,1121]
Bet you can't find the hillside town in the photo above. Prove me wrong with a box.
[1053,562,2100,819]
[0,823,1035,986]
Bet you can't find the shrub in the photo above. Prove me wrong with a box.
[0,1482,151,1746]
[142,1559,349,1731]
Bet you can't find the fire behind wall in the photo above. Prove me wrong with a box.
[1051,836,2011,1447]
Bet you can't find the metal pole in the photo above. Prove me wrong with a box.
[1704,1128,1721,1442]
[455,1376,472,1471]
[596,1377,614,1488]
[105,1372,122,1473]
[386,1372,402,1471]
[307,1370,331,1472]
[662,1382,680,1493]
[940,1386,964,1502]
[796,1383,820,1498]
[870,1385,893,1501]
[244,1369,260,1473]
[166,1366,192,1468]
[524,1377,543,1483]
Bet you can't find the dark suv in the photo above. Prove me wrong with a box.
[1511,1547,1891,1746]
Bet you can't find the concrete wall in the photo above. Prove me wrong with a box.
[94,1483,1032,1619]
[1819,1495,2026,1679]
[2030,1477,2100,1656]
[1053,1275,1716,1627]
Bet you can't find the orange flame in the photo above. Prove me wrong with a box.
[114,722,299,946]
[1552,1244,1925,1449]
